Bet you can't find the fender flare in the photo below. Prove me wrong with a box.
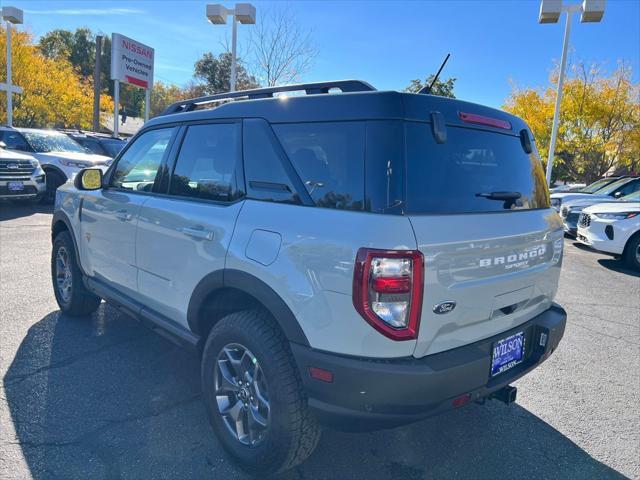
[187,269,310,347]
[51,210,86,275]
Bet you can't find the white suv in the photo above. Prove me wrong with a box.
[50,81,567,475]
[0,127,111,203]
[577,192,640,269]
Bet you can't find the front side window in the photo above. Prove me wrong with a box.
[110,127,176,192]
[274,122,365,210]
[0,131,31,151]
[170,123,239,202]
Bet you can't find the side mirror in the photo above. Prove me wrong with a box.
[0,141,6,149]
[74,168,103,191]
[613,191,622,198]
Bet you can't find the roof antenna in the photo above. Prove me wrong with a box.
[419,53,451,94]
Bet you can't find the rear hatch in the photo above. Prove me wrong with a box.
[402,119,563,358]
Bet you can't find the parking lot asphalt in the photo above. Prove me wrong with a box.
[1,203,639,480]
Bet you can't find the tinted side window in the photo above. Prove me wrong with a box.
[617,179,640,197]
[366,121,404,214]
[170,123,239,202]
[0,131,30,151]
[243,119,299,204]
[273,122,365,210]
[111,127,175,192]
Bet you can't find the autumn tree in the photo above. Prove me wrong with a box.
[505,62,639,182]
[249,7,317,86]
[193,52,259,94]
[404,75,457,98]
[0,27,113,128]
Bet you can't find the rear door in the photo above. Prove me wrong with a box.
[403,122,564,358]
[135,121,244,327]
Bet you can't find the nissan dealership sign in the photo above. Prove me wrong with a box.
[111,33,154,89]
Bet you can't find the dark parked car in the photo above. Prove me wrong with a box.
[61,130,127,159]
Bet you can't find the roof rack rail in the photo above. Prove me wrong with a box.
[160,79,376,116]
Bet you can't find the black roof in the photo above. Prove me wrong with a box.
[142,80,529,134]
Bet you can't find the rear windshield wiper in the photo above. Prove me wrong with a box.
[475,191,522,201]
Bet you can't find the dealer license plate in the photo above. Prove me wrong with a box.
[8,181,24,192]
[491,331,525,377]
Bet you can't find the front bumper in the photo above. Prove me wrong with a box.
[0,175,46,199]
[577,220,625,255]
[292,304,566,430]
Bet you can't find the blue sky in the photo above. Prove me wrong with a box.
[7,0,640,107]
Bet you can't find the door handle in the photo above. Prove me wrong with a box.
[180,226,214,241]
[115,210,133,222]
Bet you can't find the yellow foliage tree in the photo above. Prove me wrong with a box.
[0,27,113,129]
[504,62,639,182]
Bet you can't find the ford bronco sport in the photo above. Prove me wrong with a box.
[51,80,567,475]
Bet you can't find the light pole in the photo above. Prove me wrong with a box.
[539,0,605,185]
[1,6,24,127]
[206,3,256,92]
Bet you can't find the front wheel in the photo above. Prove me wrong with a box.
[623,234,640,271]
[51,231,101,316]
[201,310,321,476]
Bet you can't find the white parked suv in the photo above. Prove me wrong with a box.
[50,81,567,474]
[0,127,111,203]
[0,146,46,201]
[577,192,640,270]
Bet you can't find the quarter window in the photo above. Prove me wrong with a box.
[110,127,175,192]
[170,123,239,202]
[273,122,365,210]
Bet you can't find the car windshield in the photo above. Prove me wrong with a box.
[22,131,86,153]
[579,178,617,193]
[621,191,640,202]
[101,139,126,158]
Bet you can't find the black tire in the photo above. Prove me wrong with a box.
[201,310,321,476]
[42,171,65,204]
[51,231,101,316]
[623,233,640,271]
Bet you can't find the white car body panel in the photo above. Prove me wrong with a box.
[577,202,640,255]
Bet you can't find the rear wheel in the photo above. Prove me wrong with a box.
[623,234,640,271]
[51,231,101,315]
[42,171,65,204]
[201,310,320,476]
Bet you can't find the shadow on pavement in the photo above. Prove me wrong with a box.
[0,201,53,221]
[597,258,640,278]
[4,304,627,479]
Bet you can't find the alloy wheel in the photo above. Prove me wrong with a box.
[214,343,270,446]
[55,246,72,303]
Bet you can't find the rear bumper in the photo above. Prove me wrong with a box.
[292,304,566,430]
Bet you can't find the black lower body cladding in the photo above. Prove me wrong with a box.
[292,304,566,430]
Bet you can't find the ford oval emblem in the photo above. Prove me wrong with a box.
[433,301,456,314]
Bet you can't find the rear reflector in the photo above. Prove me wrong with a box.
[459,112,512,130]
[452,393,471,408]
[309,367,334,383]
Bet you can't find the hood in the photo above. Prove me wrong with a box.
[562,195,612,209]
[0,149,38,162]
[34,151,111,163]
[583,202,640,214]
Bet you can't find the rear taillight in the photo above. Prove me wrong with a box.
[352,248,424,341]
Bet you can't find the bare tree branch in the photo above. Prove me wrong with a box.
[248,6,318,86]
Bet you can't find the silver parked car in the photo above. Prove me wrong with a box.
[50,80,566,475]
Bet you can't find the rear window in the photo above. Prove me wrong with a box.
[405,123,550,214]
